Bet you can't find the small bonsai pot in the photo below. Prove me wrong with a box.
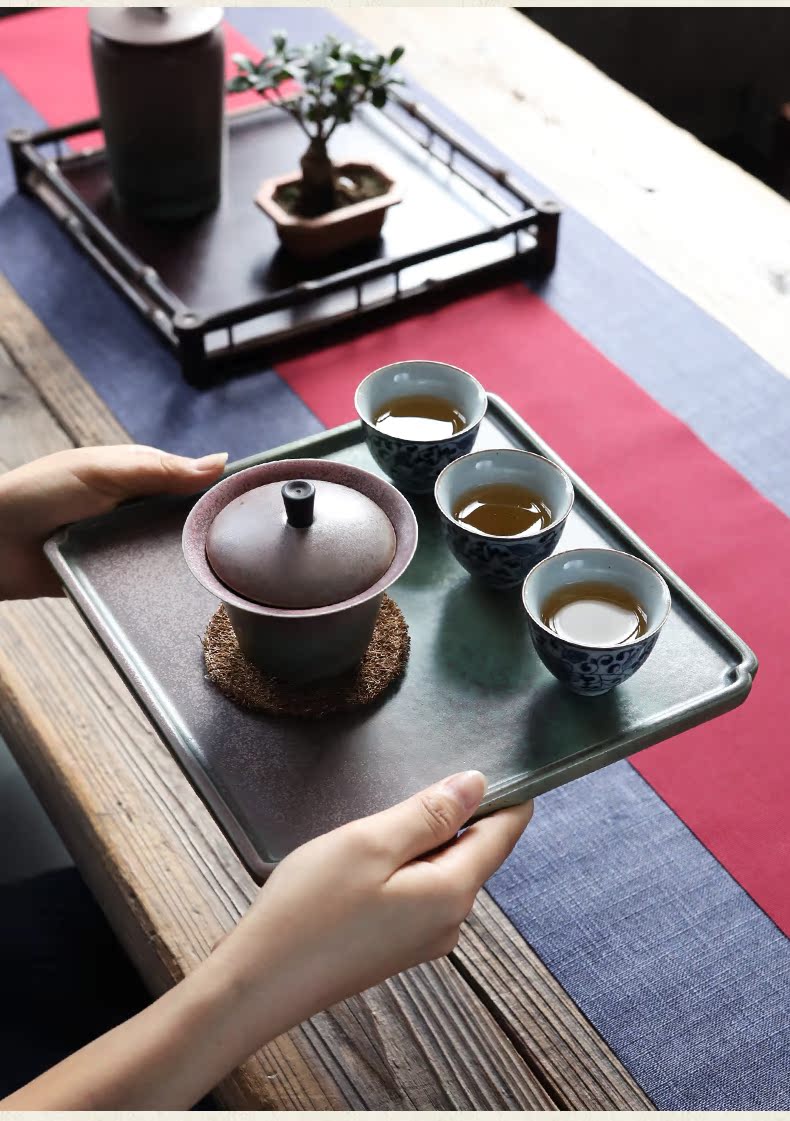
[255,162,402,261]
[182,458,417,683]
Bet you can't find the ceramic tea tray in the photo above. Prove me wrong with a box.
[45,396,757,881]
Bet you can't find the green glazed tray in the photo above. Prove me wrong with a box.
[45,396,757,881]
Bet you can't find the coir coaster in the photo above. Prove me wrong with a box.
[202,594,410,718]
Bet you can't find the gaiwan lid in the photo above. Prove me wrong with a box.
[205,478,397,610]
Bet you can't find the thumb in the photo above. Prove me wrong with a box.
[369,770,488,869]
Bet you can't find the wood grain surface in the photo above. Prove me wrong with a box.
[0,272,651,1107]
[0,274,127,448]
[343,8,790,380]
[456,893,649,1110]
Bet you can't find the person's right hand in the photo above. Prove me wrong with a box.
[210,770,533,1045]
[0,771,532,1111]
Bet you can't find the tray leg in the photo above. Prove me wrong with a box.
[534,199,561,273]
[174,312,210,387]
[6,128,34,193]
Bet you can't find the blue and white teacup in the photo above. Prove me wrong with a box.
[522,547,671,696]
[435,448,574,589]
[355,360,487,494]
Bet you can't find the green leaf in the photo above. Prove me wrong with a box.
[227,75,252,93]
[244,32,405,138]
[232,53,254,73]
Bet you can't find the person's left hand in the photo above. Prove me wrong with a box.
[0,445,228,600]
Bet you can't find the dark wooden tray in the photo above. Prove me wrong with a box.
[8,96,560,385]
[44,396,756,882]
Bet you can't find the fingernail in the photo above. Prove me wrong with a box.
[192,452,228,472]
[441,770,487,814]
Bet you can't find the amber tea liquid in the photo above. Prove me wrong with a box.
[541,582,648,646]
[373,394,467,440]
[454,483,552,537]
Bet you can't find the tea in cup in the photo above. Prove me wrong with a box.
[522,547,671,695]
[355,360,487,493]
[435,448,574,589]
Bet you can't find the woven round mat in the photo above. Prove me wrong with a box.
[202,594,410,718]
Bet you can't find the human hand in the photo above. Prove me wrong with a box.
[0,773,532,1110]
[0,445,228,600]
[211,771,533,1046]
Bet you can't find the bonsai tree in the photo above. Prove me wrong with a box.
[229,32,405,217]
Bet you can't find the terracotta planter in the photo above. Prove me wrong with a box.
[254,161,402,261]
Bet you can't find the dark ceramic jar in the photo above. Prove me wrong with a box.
[89,8,225,221]
[182,459,418,683]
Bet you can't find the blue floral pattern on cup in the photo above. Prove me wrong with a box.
[441,517,565,589]
[527,621,660,696]
[362,421,481,494]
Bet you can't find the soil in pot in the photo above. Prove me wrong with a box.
[274,163,391,219]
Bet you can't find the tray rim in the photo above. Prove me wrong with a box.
[479,395,758,806]
[44,395,758,879]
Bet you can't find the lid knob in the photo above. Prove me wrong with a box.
[282,480,315,528]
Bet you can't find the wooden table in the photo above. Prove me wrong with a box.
[2,10,785,1109]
